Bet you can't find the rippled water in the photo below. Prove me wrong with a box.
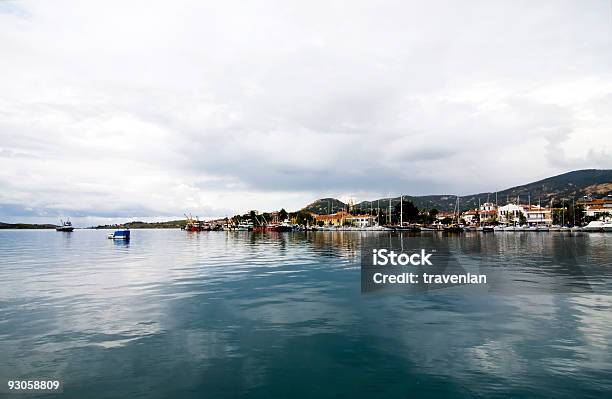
[0,229,611,398]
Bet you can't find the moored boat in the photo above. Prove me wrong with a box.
[443,225,463,233]
[55,219,74,232]
[583,221,609,232]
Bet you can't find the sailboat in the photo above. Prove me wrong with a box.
[444,196,463,233]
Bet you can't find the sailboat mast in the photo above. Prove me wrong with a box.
[562,199,565,226]
[400,195,403,226]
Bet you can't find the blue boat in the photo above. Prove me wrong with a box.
[108,229,130,240]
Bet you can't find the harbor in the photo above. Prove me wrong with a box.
[171,192,612,234]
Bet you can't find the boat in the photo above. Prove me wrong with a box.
[443,196,463,233]
[108,228,130,240]
[183,213,204,232]
[234,222,253,231]
[583,221,611,232]
[549,225,561,232]
[253,224,292,232]
[443,225,463,233]
[56,219,74,232]
[535,225,550,232]
[481,226,495,232]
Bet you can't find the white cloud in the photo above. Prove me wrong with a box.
[1,0,611,224]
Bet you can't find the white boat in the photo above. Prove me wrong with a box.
[494,226,506,232]
[584,221,608,232]
[535,225,550,232]
[549,225,561,232]
[560,226,571,232]
[570,226,583,232]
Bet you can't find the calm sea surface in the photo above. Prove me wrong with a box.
[0,229,611,398]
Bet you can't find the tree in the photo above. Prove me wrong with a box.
[279,208,288,222]
[519,213,527,225]
[441,217,453,225]
[392,199,419,224]
[426,209,439,224]
[292,211,315,226]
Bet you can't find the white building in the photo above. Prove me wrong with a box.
[347,215,376,228]
[497,204,526,224]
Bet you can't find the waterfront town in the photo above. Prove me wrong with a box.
[177,194,612,233]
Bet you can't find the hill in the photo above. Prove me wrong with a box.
[301,198,348,215]
[303,169,612,214]
[0,222,57,229]
[90,220,186,229]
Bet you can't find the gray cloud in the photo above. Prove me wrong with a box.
[0,0,611,223]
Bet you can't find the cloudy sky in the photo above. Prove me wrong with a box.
[1,0,611,225]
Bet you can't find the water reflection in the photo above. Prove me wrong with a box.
[0,230,610,398]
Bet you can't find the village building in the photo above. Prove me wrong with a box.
[523,205,552,225]
[497,203,526,224]
[460,209,479,225]
[313,211,376,227]
[577,195,612,219]
[479,202,498,223]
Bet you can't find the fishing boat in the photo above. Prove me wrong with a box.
[183,213,203,232]
[108,228,130,240]
[55,219,74,232]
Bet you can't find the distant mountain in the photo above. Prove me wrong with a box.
[90,220,186,229]
[302,169,612,214]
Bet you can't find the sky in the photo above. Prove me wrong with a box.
[1,0,611,225]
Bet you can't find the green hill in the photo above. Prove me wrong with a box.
[303,169,612,213]
[301,198,348,215]
[0,222,57,229]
